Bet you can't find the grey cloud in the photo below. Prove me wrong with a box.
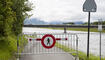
[29,0,105,22]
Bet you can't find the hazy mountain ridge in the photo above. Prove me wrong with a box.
[24,18,63,25]
[24,18,48,25]
[24,18,84,25]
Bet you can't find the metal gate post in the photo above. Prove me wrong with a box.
[75,35,78,60]
[64,27,67,33]
[17,34,20,60]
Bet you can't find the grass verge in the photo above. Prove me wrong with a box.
[42,27,105,33]
[0,34,28,60]
[55,42,105,60]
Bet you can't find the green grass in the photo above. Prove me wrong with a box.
[0,34,28,60]
[55,42,105,60]
[43,27,105,33]
[0,35,17,60]
[0,41,12,60]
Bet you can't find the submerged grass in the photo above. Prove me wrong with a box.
[55,42,105,60]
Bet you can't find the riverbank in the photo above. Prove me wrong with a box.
[42,27,105,33]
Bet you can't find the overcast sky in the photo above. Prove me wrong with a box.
[28,0,105,22]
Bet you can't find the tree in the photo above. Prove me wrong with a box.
[11,0,32,35]
[0,0,15,37]
[0,0,32,59]
[0,0,32,38]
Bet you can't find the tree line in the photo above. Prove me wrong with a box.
[0,0,32,59]
[63,21,105,25]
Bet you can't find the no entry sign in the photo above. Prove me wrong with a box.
[41,34,56,49]
[30,34,68,49]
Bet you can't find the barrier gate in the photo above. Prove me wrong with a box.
[17,33,78,59]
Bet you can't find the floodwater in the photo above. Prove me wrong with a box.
[22,27,105,57]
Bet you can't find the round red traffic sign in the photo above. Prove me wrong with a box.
[41,34,56,49]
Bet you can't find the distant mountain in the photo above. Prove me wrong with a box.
[24,18,48,25]
[24,18,64,25]
[24,18,84,25]
[49,21,63,25]
[74,21,84,25]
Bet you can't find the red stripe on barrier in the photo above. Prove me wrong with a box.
[36,38,67,41]
[65,38,67,40]
[36,38,41,41]
[56,38,68,40]
[56,38,61,40]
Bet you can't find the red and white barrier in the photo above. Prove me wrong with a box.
[28,38,67,41]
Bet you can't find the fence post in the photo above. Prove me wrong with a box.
[75,35,78,60]
[64,27,67,33]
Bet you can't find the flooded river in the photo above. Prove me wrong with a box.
[22,27,105,57]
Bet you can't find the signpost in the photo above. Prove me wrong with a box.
[83,0,97,58]
[98,19,102,60]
